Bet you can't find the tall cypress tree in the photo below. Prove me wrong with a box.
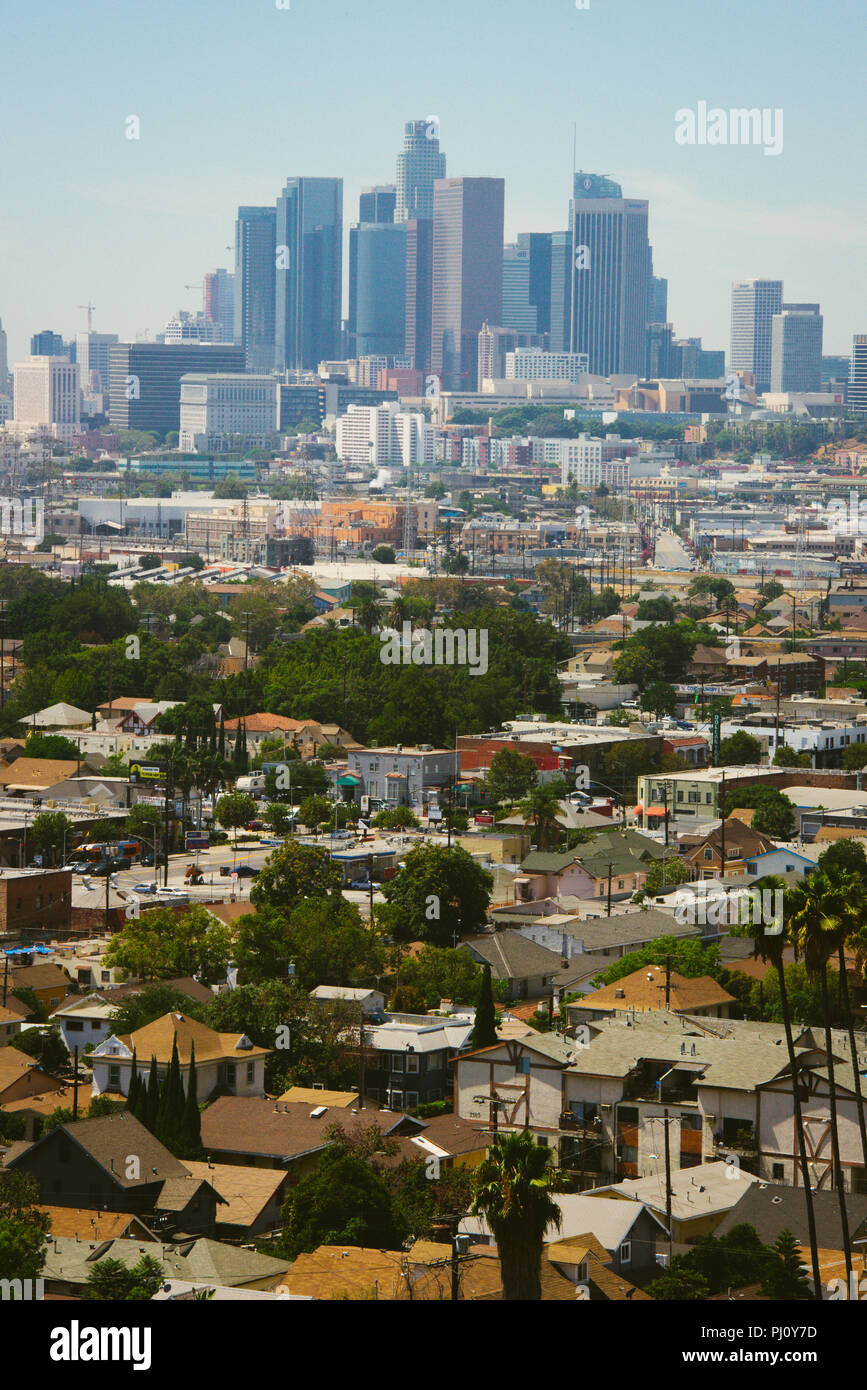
[158,1036,183,1150]
[218,710,226,758]
[144,1055,160,1133]
[180,1041,202,1159]
[471,965,498,1050]
[125,1049,139,1113]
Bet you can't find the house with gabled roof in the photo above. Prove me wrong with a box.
[89,1012,271,1101]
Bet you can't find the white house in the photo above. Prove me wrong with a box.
[90,1013,270,1099]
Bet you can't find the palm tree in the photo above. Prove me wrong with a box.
[470,1131,562,1300]
[387,595,410,630]
[518,784,563,851]
[822,870,867,1198]
[748,875,823,1300]
[787,870,853,1283]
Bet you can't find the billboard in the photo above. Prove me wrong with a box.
[185,831,210,851]
[129,762,167,787]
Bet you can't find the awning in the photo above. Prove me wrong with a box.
[632,805,644,815]
[336,774,362,786]
[645,807,667,818]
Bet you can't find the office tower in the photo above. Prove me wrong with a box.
[505,348,589,382]
[108,342,245,435]
[75,331,119,394]
[770,304,823,392]
[478,324,517,385]
[275,177,343,371]
[0,319,8,385]
[395,119,446,223]
[696,347,725,377]
[359,185,396,223]
[730,279,783,394]
[646,324,676,378]
[404,219,434,375]
[162,311,222,343]
[850,336,867,414]
[12,356,79,441]
[348,223,407,359]
[549,231,572,352]
[179,373,278,452]
[651,274,668,325]
[203,269,235,342]
[431,177,505,391]
[234,206,276,373]
[30,330,64,356]
[569,173,650,376]
[503,243,536,333]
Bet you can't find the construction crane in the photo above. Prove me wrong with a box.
[78,302,96,332]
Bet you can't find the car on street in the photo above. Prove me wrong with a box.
[140,852,166,867]
[132,881,159,894]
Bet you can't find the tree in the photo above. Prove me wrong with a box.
[215,792,257,859]
[126,801,163,845]
[278,1149,401,1259]
[724,785,795,839]
[485,747,538,807]
[718,731,762,767]
[471,965,498,1049]
[264,801,294,835]
[635,597,677,623]
[84,1254,165,1300]
[470,1131,562,1300]
[212,474,247,500]
[237,896,383,991]
[640,681,678,718]
[689,575,735,605]
[773,746,811,768]
[646,1268,710,1300]
[23,733,81,760]
[0,1172,50,1282]
[747,882,822,1299]
[249,842,340,912]
[642,854,691,894]
[392,944,487,1010]
[108,985,207,1037]
[518,782,566,851]
[372,806,420,831]
[371,545,395,564]
[388,985,428,1012]
[27,811,74,866]
[298,794,331,835]
[586,936,727,990]
[103,905,234,984]
[179,1041,202,1159]
[10,1026,68,1073]
[842,743,867,770]
[760,1228,812,1299]
[381,844,493,947]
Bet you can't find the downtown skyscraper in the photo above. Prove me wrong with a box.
[234,206,276,373]
[568,172,650,376]
[395,119,446,222]
[275,177,343,371]
[431,177,504,391]
[730,279,783,393]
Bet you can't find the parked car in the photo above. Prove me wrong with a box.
[132,882,159,894]
[234,864,258,878]
[140,852,166,867]
[350,877,373,890]
[88,862,112,876]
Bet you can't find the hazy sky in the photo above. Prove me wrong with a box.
[2,0,864,365]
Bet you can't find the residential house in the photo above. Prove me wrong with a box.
[567,965,734,1022]
[715,1184,867,1286]
[0,1044,67,1109]
[361,1015,474,1110]
[40,1234,290,1298]
[309,985,385,1017]
[0,997,29,1045]
[90,1012,271,1100]
[330,746,460,812]
[5,960,72,1014]
[466,930,563,1002]
[514,834,662,907]
[680,817,777,880]
[461,1192,667,1275]
[51,993,122,1055]
[181,1161,289,1241]
[589,1159,758,1244]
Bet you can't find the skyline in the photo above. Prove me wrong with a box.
[1,0,864,363]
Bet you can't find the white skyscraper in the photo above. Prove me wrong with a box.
[76,331,119,394]
[851,336,867,415]
[335,401,435,468]
[11,356,79,442]
[730,279,783,394]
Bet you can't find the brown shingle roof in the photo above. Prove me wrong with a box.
[200,1096,401,1161]
[119,1012,269,1065]
[7,1111,188,1188]
[37,1205,156,1241]
[581,964,734,1015]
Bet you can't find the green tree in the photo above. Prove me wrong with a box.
[27,811,74,866]
[718,731,762,767]
[518,782,566,851]
[485,746,538,807]
[635,597,677,623]
[264,801,294,835]
[586,936,727,990]
[298,794,331,835]
[470,965,498,1049]
[371,545,395,563]
[278,1149,401,1258]
[84,1254,165,1300]
[23,733,81,760]
[760,1228,812,1299]
[10,1026,68,1073]
[215,791,257,859]
[643,853,691,894]
[108,985,207,1036]
[724,785,795,839]
[103,905,233,984]
[470,1132,562,1300]
[250,842,340,912]
[381,844,493,947]
[773,746,811,768]
[640,681,678,718]
[0,1172,50,1282]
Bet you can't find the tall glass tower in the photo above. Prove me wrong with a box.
[234,207,276,373]
[275,178,343,371]
[395,119,446,223]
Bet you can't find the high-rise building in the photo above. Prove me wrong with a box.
[646,324,676,378]
[770,304,823,392]
[335,400,435,468]
[203,269,235,343]
[162,311,222,344]
[503,243,536,333]
[395,119,446,223]
[348,223,407,359]
[478,324,517,386]
[730,279,783,394]
[30,330,65,356]
[850,336,867,414]
[651,274,668,325]
[75,332,119,394]
[569,173,650,376]
[405,218,434,375]
[179,372,278,453]
[549,232,572,352]
[12,356,79,442]
[234,206,276,373]
[359,186,396,223]
[275,177,343,371]
[431,177,504,391]
[0,319,9,386]
[108,342,245,436]
[505,349,589,382]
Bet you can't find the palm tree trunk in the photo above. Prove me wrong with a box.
[498,1233,543,1300]
[775,958,823,1300]
[820,964,853,1282]
[838,942,867,1179]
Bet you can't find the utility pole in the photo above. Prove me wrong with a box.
[663,1107,673,1259]
[606,861,613,917]
[720,770,726,879]
[72,1046,80,1120]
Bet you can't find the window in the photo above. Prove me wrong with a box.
[50,996,60,1008]
[108,1064,121,1088]
[517,1057,530,1075]
[681,1114,702,1131]
[226,1063,236,1085]
[772,1163,784,1181]
[67,1019,84,1032]
[619,1241,632,1266]
[390,1053,405,1072]
[703,847,714,861]
[101,970,110,982]
[406,1054,419,1073]
[246,1062,254,1083]
[536,1136,548,1147]
[406,1091,419,1110]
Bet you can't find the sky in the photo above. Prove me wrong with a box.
[1,0,864,366]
